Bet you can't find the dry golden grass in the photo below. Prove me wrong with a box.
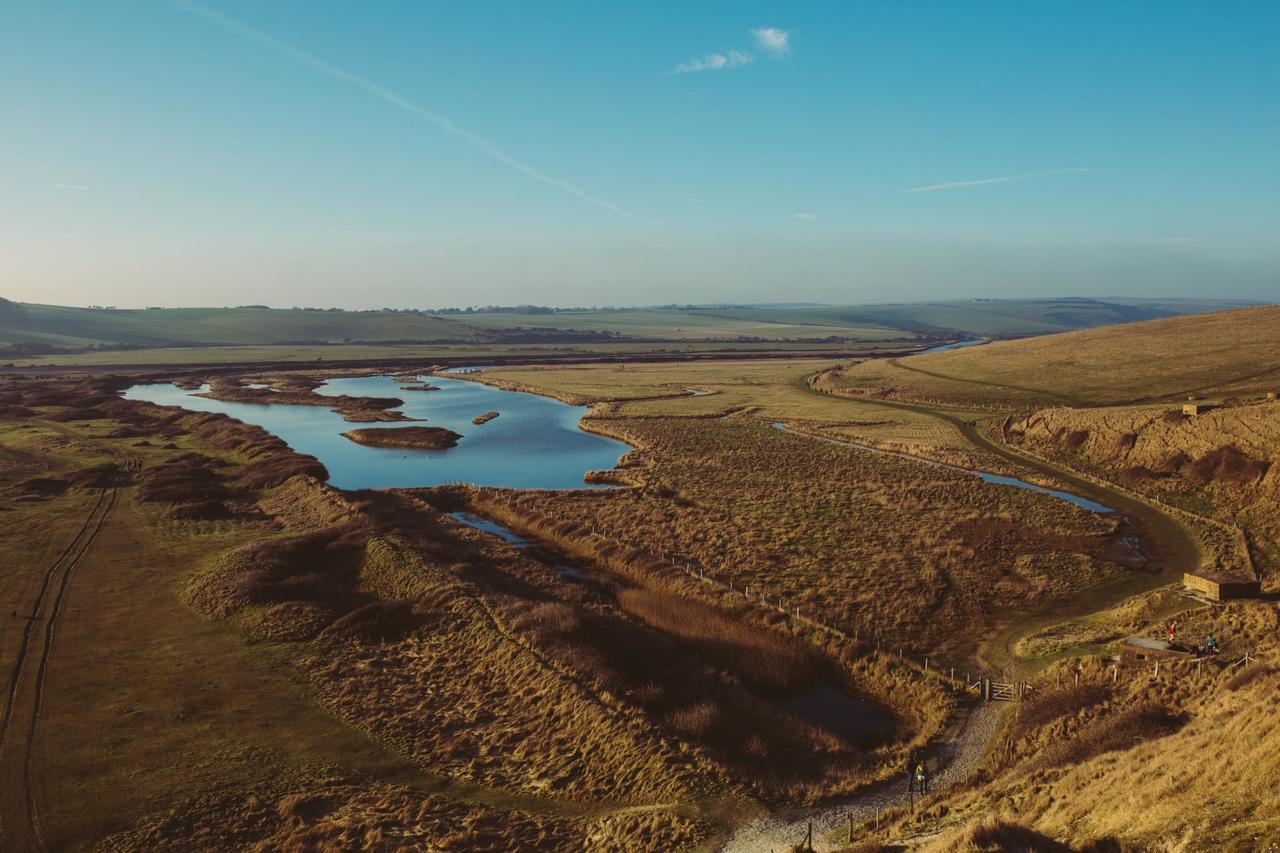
[826,305,1280,409]
[106,781,594,852]
[508,415,1130,661]
[878,587,1280,851]
[1012,400,1280,578]
[475,358,1014,470]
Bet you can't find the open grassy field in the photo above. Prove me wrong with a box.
[825,304,1280,409]
[4,339,913,368]
[721,297,1260,337]
[2,296,1256,366]
[0,303,481,347]
[457,309,910,342]
[470,359,995,470]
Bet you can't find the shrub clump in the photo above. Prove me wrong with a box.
[1185,444,1269,485]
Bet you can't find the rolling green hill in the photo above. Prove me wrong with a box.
[761,297,1261,337]
[0,296,1263,364]
[829,304,1280,407]
[0,302,479,347]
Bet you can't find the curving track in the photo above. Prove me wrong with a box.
[0,459,137,851]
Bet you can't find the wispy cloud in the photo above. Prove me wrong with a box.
[1147,236,1200,244]
[752,27,790,54]
[793,211,816,220]
[902,167,1090,193]
[670,26,790,74]
[167,0,635,219]
[672,50,754,74]
[50,182,92,191]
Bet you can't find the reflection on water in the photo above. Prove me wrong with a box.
[122,375,631,491]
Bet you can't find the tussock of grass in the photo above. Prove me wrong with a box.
[1225,663,1278,692]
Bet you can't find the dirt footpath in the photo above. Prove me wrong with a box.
[720,701,1008,852]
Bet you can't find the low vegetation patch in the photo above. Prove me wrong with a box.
[340,426,462,450]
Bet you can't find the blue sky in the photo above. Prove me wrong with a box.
[2,1,1277,308]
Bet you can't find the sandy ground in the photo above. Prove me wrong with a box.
[719,701,1009,853]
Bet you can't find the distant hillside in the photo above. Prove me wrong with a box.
[0,303,483,349]
[828,305,1280,407]
[0,296,1261,360]
[775,297,1259,337]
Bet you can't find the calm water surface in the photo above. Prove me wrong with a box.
[920,338,987,353]
[122,375,631,490]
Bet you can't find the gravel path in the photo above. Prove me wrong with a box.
[719,701,1008,853]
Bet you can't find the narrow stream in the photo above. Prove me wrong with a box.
[771,422,1112,513]
[920,338,988,354]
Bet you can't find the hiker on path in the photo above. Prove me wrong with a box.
[906,754,917,792]
[914,761,929,795]
[1204,633,1217,655]
[1167,620,1178,644]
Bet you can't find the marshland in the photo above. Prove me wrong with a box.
[10,302,1277,849]
[4,2,1278,847]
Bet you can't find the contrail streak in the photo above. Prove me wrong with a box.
[167,0,637,219]
[902,167,1090,193]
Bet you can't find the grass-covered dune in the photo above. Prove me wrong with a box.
[828,304,1280,408]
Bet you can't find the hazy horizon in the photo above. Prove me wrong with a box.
[4,294,1270,314]
[4,1,1277,307]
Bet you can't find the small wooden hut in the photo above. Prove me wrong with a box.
[1183,570,1261,602]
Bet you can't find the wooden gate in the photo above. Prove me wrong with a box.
[989,681,1018,701]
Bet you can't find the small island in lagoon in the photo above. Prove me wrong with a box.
[340,426,462,450]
